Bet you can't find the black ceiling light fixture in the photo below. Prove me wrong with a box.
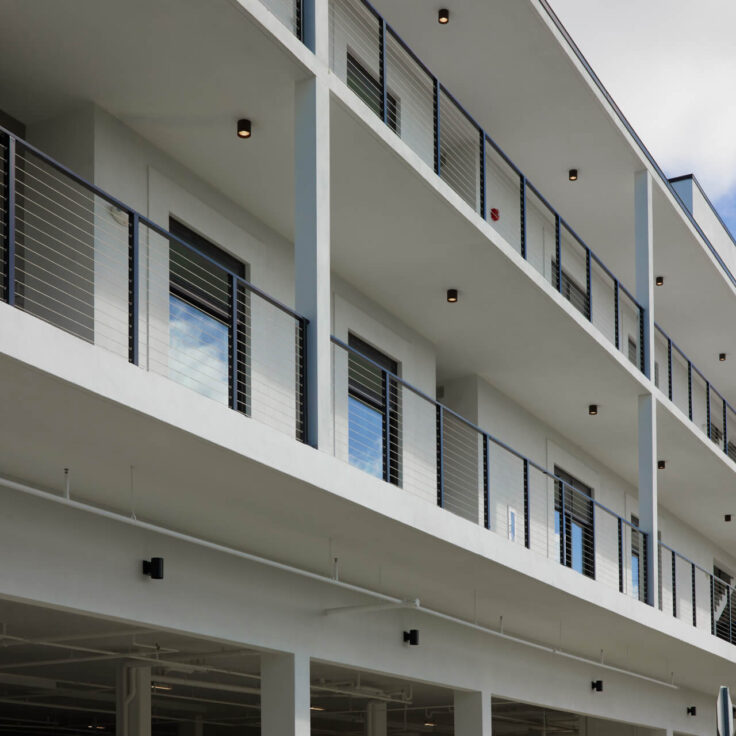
[568,168,578,182]
[720,353,727,362]
[591,680,603,692]
[237,118,252,139]
[658,460,666,470]
[403,629,419,646]
[446,288,458,303]
[655,275,664,286]
[142,557,164,580]
[687,706,697,716]
[588,404,598,416]
[725,514,732,523]
[438,8,449,24]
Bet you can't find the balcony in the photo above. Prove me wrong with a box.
[0,128,308,442]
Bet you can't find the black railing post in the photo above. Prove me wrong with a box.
[128,211,139,365]
[730,589,734,644]
[724,400,729,455]
[483,434,490,530]
[436,404,444,507]
[643,533,649,604]
[5,134,16,306]
[691,562,697,627]
[433,79,441,176]
[706,381,712,439]
[383,369,391,483]
[711,575,716,635]
[687,361,693,420]
[613,281,621,351]
[560,481,567,567]
[639,306,646,375]
[617,518,624,594]
[585,248,592,321]
[667,339,673,401]
[523,459,530,549]
[554,216,562,293]
[229,274,239,411]
[671,552,677,618]
[298,317,309,444]
[295,0,303,41]
[520,176,527,259]
[479,129,486,219]
[379,19,387,125]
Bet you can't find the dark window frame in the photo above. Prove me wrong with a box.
[551,259,589,317]
[168,218,249,413]
[348,333,400,485]
[346,52,400,135]
[554,466,595,579]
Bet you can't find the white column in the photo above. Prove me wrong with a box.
[115,665,151,736]
[454,690,492,736]
[261,652,311,736]
[365,701,387,736]
[295,75,332,451]
[635,169,658,608]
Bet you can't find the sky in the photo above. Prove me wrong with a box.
[548,0,736,237]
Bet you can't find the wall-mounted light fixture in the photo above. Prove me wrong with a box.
[142,557,164,580]
[568,169,578,182]
[588,404,598,416]
[657,460,666,470]
[403,629,419,646]
[446,289,458,303]
[438,8,449,24]
[687,706,697,716]
[720,353,727,362]
[725,514,732,523]
[591,680,603,692]
[655,275,664,286]
[237,119,252,139]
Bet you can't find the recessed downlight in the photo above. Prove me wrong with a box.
[237,118,252,139]
[568,168,578,182]
[438,8,449,24]
[446,288,458,303]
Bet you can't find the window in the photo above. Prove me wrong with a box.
[627,337,638,367]
[551,260,588,317]
[630,514,647,602]
[713,565,734,643]
[347,53,400,134]
[508,507,518,542]
[347,334,400,484]
[168,219,247,408]
[554,467,595,578]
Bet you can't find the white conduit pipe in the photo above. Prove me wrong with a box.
[0,475,678,690]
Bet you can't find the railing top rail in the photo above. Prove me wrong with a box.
[2,126,307,324]
[658,540,733,589]
[334,335,644,531]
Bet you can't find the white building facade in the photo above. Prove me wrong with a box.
[0,0,733,734]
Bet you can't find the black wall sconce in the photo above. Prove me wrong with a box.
[403,629,419,646]
[687,706,697,716]
[142,557,164,580]
[591,680,603,692]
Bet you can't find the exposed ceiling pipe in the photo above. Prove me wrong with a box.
[152,675,260,695]
[0,474,680,691]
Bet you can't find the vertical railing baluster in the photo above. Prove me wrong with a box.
[379,19,387,125]
[229,274,238,411]
[617,518,623,594]
[383,368,391,483]
[5,135,16,306]
[479,129,486,219]
[643,533,649,604]
[560,480,567,567]
[724,400,729,456]
[299,317,309,445]
[730,588,734,644]
[128,211,139,365]
[523,459,530,549]
[436,404,444,507]
[433,79,441,176]
[554,215,562,293]
[687,361,693,420]
[520,176,527,259]
[706,381,712,440]
[614,280,620,351]
[667,339,673,401]
[692,562,697,627]
[483,434,490,530]
[639,306,646,375]
[295,0,303,42]
[671,552,677,618]
[711,575,716,635]
[585,248,592,321]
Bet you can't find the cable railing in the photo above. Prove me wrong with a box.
[1,128,309,443]
[328,0,646,373]
[332,336,648,603]
[659,542,736,643]
[260,0,304,40]
[654,323,736,462]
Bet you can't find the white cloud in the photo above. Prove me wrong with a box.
[548,0,736,201]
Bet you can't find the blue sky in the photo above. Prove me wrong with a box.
[549,0,736,239]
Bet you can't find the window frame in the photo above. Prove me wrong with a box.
[554,466,595,579]
[346,52,400,135]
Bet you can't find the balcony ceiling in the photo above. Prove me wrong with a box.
[0,0,306,242]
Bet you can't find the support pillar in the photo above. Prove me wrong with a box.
[115,665,151,736]
[295,75,332,451]
[635,169,658,608]
[454,690,492,736]
[365,701,387,736]
[261,652,311,736]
